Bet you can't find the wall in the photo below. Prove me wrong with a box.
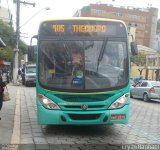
[0,7,10,23]
[76,4,158,48]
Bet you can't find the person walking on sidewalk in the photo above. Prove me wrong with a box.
[0,74,6,111]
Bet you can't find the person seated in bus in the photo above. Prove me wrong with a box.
[73,64,83,78]
[71,65,83,87]
[71,51,83,76]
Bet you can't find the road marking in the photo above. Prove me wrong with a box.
[11,88,20,144]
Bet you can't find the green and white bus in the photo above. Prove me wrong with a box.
[32,17,133,125]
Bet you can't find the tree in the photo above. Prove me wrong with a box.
[0,19,27,63]
[131,52,146,76]
[131,52,146,67]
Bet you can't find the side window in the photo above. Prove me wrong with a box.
[135,82,142,87]
[141,82,148,87]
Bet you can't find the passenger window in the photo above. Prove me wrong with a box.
[135,82,141,87]
[141,82,148,87]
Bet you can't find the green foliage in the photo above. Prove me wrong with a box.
[0,19,27,62]
[19,40,28,54]
[131,52,146,66]
[0,46,14,62]
[0,20,16,47]
[82,6,90,12]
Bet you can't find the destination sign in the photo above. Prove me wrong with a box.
[52,24,107,33]
[39,20,126,37]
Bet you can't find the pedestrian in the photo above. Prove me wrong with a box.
[0,74,6,111]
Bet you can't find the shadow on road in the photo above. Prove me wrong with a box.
[131,98,160,104]
[42,124,119,136]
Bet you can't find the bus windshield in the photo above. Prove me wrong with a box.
[38,38,128,92]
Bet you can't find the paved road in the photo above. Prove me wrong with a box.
[1,85,160,150]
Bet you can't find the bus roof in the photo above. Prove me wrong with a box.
[39,17,126,27]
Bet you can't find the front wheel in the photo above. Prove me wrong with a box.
[143,93,149,102]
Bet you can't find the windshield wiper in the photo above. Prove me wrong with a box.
[96,38,108,72]
[54,34,71,60]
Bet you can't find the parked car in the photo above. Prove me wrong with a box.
[21,64,36,86]
[130,78,135,86]
[130,80,160,102]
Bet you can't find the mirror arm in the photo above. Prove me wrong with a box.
[30,35,38,46]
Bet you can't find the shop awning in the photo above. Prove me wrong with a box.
[0,60,11,66]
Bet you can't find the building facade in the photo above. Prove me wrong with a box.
[74,4,158,48]
[0,6,11,24]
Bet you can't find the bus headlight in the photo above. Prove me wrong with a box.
[37,94,60,110]
[108,94,129,109]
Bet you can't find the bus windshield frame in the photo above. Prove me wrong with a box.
[38,20,129,93]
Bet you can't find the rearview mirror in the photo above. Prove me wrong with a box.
[130,42,138,55]
[28,35,38,62]
[30,35,38,45]
[28,45,37,62]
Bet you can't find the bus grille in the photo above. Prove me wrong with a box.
[55,94,112,102]
[64,105,105,109]
[68,114,101,120]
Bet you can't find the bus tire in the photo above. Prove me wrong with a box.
[130,92,133,98]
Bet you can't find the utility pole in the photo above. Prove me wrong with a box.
[13,0,35,84]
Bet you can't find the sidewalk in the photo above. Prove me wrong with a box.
[0,84,49,150]
[0,84,19,144]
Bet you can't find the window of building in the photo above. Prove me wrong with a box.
[128,14,141,19]
[91,9,106,15]
[112,12,123,17]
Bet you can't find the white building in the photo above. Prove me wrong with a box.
[0,6,11,23]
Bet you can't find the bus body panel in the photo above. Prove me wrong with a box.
[37,99,129,125]
[36,18,130,125]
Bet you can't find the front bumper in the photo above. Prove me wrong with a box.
[25,79,36,84]
[150,93,160,100]
[37,102,129,125]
